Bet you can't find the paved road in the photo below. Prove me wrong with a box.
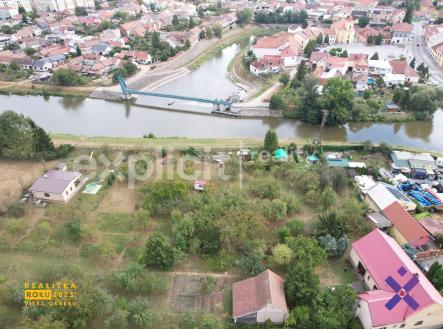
[410,22,443,84]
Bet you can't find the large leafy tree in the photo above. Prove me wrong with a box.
[140,232,177,270]
[0,111,34,159]
[321,78,354,125]
[311,285,358,329]
[264,129,279,153]
[285,263,320,306]
[296,75,321,123]
[286,236,326,268]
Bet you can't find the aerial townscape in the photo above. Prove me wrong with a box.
[2,0,443,328]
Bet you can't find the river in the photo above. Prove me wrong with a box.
[0,44,442,151]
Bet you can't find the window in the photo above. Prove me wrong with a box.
[65,191,69,196]
[414,321,424,326]
[44,193,50,197]
[400,325,406,328]
[70,186,73,191]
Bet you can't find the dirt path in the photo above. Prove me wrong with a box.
[13,208,45,248]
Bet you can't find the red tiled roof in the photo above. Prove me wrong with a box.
[389,60,419,77]
[232,270,288,319]
[382,201,430,247]
[252,34,289,49]
[392,22,412,33]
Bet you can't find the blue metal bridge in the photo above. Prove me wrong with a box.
[117,76,233,110]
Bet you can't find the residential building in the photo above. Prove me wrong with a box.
[232,270,288,324]
[29,170,83,203]
[251,33,299,67]
[382,201,430,248]
[391,23,412,45]
[351,229,443,329]
[389,60,419,84]
[250,55,284,76]
[366,182,416,212]
[331,16,355,43]
[368,59,392,75]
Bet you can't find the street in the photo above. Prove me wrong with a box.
[410,22,443,84]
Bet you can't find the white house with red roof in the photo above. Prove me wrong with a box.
[391,23,412,45]
[351,229,443,329]
[232,270,288,324]
[251,33,299,67]
[250,55,284,76]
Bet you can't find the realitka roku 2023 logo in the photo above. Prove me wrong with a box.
[23,281,77,307]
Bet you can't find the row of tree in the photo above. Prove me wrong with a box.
[254,9,308,27]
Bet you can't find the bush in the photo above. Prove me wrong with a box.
[140,232,177,270]
[52,69,87,86]
[65,219,82,242]
[6,202,25,217]
[272,243,293,266]
[238,253,264,276]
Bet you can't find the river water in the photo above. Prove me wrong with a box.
[1,44,442,151]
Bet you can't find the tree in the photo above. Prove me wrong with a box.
[9,60,20,71]
[293,60,307,84]
[318,234,348,257]
[409,87,439,116]
[285,263,319,306]
[367,35,374,44]
[75,6,87,16]
[0,111,36,159]
[279,72,290,85]
[417,63,429,80]
[427,261,443,292]
[76,45,82,56]
[410,57,416,68]
[53,69,86,86]
[370,52,379,60]
[212,24,222,38]
[65,219,82,242]
[287,236,326,268]
[311,285,358,329]
[140,232,177,270]
[272,243,293,266]
[358,15,370,28]
[322,78,354,125]
[304,39,317,57]
[324,34,330,44]
[320,186,337,209]
[198,6,204,18]
[404,0,414,23]
[375,33,383,45]
[316,33,323,44]
[205,27,213,39]
[25,47,36,56]
[316,212,349,240]
[188,16,195,29]
[18,5,26,14]
[264,129,279,153]
[237,8,252,25]
[238,253,264,276]
[219,207,264,252]
[296,75,321,123]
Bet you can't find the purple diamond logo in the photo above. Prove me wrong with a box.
[384,267,420,311]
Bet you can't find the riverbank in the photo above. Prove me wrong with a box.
[186,25,274,71]
[51,134,443,156]
[0,81,93,98]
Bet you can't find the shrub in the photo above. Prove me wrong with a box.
[6,202,25,217]
[140,232,177,270]
[272,243,293,266]
[237,253,264,276]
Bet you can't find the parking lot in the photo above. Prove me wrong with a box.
[322,42,412,61]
